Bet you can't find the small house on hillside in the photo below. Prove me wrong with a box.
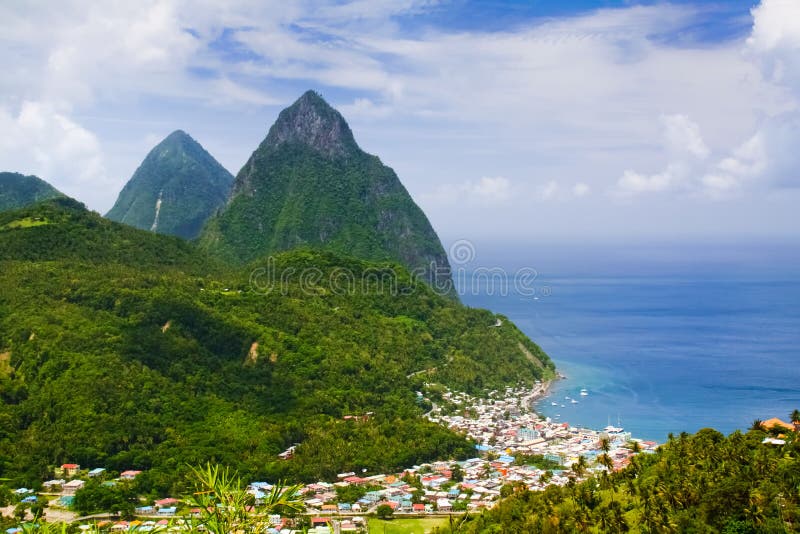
[63,479,85,495]
[762,418,794,432]
[43,479,66,491]
[60,464,80,478]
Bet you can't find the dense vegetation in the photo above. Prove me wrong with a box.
[199,90,454,293]
[0,200,553,492]
[106,130,233,240]
[447,428,800,533]
[0,172,64,212]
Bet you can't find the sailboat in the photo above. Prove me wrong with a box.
[580,388,589,396]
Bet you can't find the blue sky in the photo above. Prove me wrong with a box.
[1,0,799,252]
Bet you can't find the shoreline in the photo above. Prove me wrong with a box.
[528,371,565,410]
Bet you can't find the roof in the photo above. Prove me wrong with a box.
[762,418,794,431]
[62,463,80,469]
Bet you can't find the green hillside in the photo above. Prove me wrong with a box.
[0,200,553,492]
[448,428,800,533]
[0,172,64,212]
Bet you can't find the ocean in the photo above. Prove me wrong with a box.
[459,271,800,442]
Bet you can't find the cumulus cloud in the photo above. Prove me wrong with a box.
[1,0,799,239]
[617,165,684,196]
[339,97,394,119]
[539,181,559,201]
[470,176,511,201]
[615,115,708,197]
[421,176,512,206]
[747,0,800,88]
[0,101,109,204]
[662,114,709,159]
[572,182,591,197]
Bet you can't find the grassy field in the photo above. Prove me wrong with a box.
[2,217,51,230]
[367,517,450,534]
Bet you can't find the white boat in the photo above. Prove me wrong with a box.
[551,401,558,406]
[580,388,589,396]
[560,404,565,408]
[571,399,579,404]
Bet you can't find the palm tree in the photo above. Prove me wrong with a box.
[571,455,588,479]
[790,409,800,425]
[751,419,765,431]
[448,510,471,533]
[187,463,304,534]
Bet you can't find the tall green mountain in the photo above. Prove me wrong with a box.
[106,130,233,240]
[199,91,454,293]
[0,199,553,487]
[0,172,64,212]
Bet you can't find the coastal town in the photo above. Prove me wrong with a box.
[2,383,663,533]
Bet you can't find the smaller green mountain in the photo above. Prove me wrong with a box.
[106,130,233,240]
[0,172,64,212]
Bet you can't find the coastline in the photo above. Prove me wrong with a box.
[528,371,565,410]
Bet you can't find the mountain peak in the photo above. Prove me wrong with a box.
[263,90,357,157]
[164,129,191,141]
[106,131,233,240]
[200,90,455,295]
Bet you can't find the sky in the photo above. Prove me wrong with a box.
[1,0,799,256]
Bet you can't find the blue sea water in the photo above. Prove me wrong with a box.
[460,273,800,442]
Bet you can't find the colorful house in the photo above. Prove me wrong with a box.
[60,464,80,478]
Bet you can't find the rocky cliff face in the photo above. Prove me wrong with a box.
[263,90,358,157]
[200,90,454,294]
[106,131,233,240]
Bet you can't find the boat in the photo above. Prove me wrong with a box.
[551,401,558,406]
[571,399,579,404]
[560,404,565,408]
[580,388,589,396]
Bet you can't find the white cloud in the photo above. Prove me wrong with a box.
[1,0,799,239]
[617,165,685,196]
[470,176,511,202]
[747,0,800,88]
[614,115,708,197]
[572,182,591,197]
[339,97,394,119]
[422,176,511,205]
[662,114,709,159]
[540,181,559,200]
[0,101,108,204]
